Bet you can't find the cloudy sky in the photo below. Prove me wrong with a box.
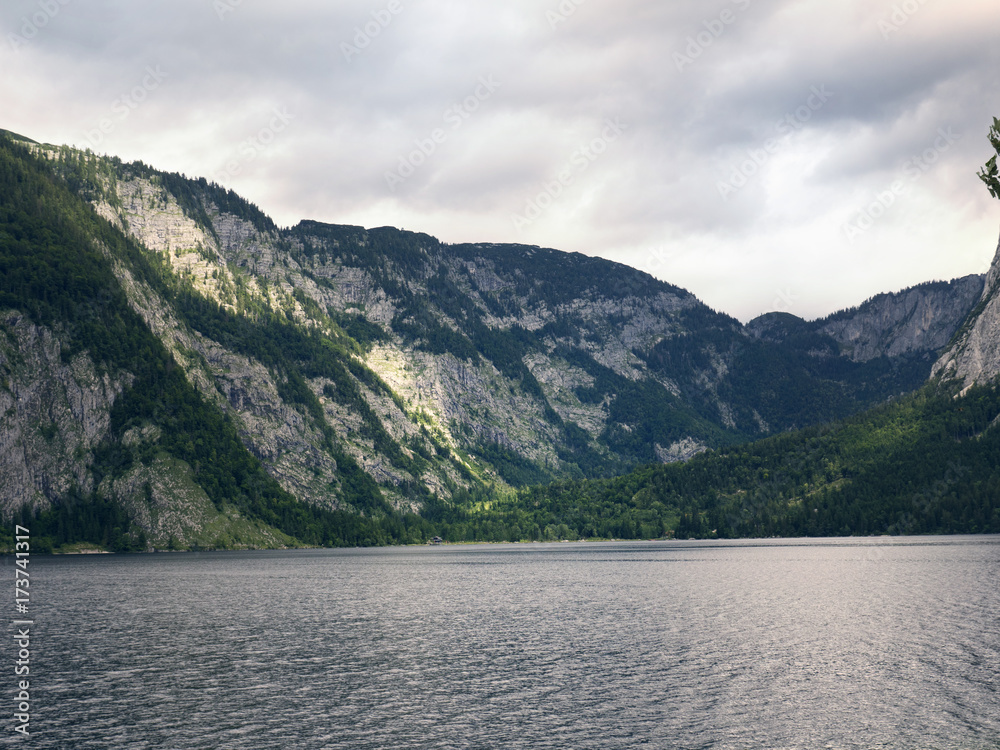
[3,0,999,321]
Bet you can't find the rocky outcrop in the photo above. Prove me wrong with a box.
[932,235,1000,389]
[817,275,984,362]
[0,311,129,516]
[366,344,562,470]
[745,276,986,363]
[105,450,294,549]
[655,438,707,464]
[95,172,282,315]
[523,351,607,436]
[14,139,995,534]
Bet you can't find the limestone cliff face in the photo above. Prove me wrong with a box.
[817,275,984,362]
[94,170,275,312]
[85,166,469,508]
[0,311,128,516]
[933,234,1000,389]
[87,157,987,482]
[13,140,994,534]
[98,189,714,474]
[0,302,297,548]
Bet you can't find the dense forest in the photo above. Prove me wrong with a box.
[433,382,1000,542]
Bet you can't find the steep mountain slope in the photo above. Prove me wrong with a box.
[1,130,993,549]
[933,235,1000,389]
[748,276,985,362]
[466,378,1000,541]
[469,230,1000,542]
[928,118,1000,390]
[0,136,434,549]
[0,136,286,548]
[63,144,983,470]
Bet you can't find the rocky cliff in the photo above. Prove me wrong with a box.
[747,276,985,362]
[0,312,126,517]
[816,276,985,362]
[2,132,996,549]
[932,233,1000,389]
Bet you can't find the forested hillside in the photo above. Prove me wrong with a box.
[1,124,997,552]
[436,382,1000,542]
[0,135,433,549]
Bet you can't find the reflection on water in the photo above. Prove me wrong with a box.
[27,537,1000,749]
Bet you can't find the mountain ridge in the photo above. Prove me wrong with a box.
[748,275,985,363]
[2,130,997,549]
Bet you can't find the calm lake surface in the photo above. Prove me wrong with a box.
[24,537,1000,749]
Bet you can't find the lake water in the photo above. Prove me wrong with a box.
[20,537,1000,749]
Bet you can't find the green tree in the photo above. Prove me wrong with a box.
[978,116,1000,199]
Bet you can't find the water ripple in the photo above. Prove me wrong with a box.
[25,537,1000,749]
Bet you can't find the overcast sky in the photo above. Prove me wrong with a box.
[3,0,999,321]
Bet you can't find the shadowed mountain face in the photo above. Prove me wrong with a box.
[0,132,993,547]
[749,276,985,363]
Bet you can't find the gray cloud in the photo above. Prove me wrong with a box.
[2,0,999,321]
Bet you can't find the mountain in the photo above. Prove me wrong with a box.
[0,131,994,549]
[932,234,1000,388]
[748,276,985,362]
[473,246,1000,542]
[466,377,1000,541]
[78,148,979,459]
